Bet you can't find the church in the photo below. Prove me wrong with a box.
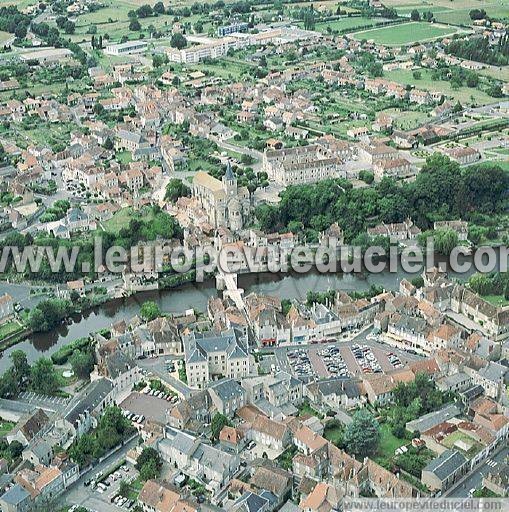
[192,163,251,232]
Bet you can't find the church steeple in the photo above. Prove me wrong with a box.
[223,160,237,194]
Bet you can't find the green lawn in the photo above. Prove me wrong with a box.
[442,430,482,457]
[115,150,133,164]
[102,207,155,234]
[323,423,343,446]
[376,423,407,463]
[382,109,430,130]
[0,421,14,437]
[0,321,23,341]
[482,294,509,307]
[313,16,393,34]
[353,22,460,45]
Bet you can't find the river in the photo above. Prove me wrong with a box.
[0,254,478,371]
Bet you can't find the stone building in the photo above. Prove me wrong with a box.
[192,163,250,231]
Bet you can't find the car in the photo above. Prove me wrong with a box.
[468,489,476,496]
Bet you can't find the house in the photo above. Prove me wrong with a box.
[0,484,32,512]
[421,449,468,492]
[219,425,245,454]
[467,361,508,400]
[305,378,365,410]
[159,426,240,492]
[0,294,14,324]
[433,220,468,240]
[138,479,182,512]
[184,329,251,389]
[6,409,49,446]
[22,438,52,466]
[299,482,341,512]
[482,461,509,497]
[444,146,481,165]
[248,414,291,453]
[373,157,412,181]
[208,378,246,418]
[406,404,462,434]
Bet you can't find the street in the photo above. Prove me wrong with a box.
[59,437,140,512]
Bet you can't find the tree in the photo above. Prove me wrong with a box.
[344,409,380,458]
[30,358,60,395]
[119,481,130,498]
[136,447,162,481]
[140,301,161,322]
[164,178,190,202]
[434,228,459,255]
[170,33,187,49]
[153,2,165,15]
[129,19,141,31]
[10,350,30,388]
[211,412,230,440]
[14,25,27,39]
[70,350,95,380]
[410,9,420,21]
[103,137,114,150]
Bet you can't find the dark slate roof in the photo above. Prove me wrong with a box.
[1,484,30,505]
[423,449,467,481]
[64,378,113,426]
[208,378,245,401]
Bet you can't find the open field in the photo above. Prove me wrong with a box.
[385,0,508,25]
[352,22,460,45]
[381,109,430,130]
[313,16,394,33]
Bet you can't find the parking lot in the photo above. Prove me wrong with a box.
[87,462,140,511]
[19,391,71,413]
[119,389,179,425]
[275,331,421,381]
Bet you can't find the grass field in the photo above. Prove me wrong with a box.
[442,430,482,457]
[0,421,14,438]
[385,0,508,25]
[313,16,393,33]
[352,21,460,45]
[0,320,23,342]
[482,294,509,306]
[102,207,148,233]
[382,109,430,130]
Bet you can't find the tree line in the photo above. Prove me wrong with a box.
[255,155,508,242]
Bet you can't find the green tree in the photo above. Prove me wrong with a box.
[140,301,161,322]
[136,447,162,481]
[70,350,95,380]
[211,412,230,440]
[410,9,420,21]
[129,19,141,31]
[164,179,190,203]
[30,358,60,395]
[170,33,187,49]
[344,409,380,458]
[119,481,130,498]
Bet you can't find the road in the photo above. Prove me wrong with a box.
[59,437,139,512]
[211,136,264,171]
[446,445,509,497]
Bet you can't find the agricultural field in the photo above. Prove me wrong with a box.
[70,0,179,43]
[352,21,461,45]
[385,0,508,25]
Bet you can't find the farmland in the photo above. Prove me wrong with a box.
[385,0,508,25]
[352,22,461,46]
